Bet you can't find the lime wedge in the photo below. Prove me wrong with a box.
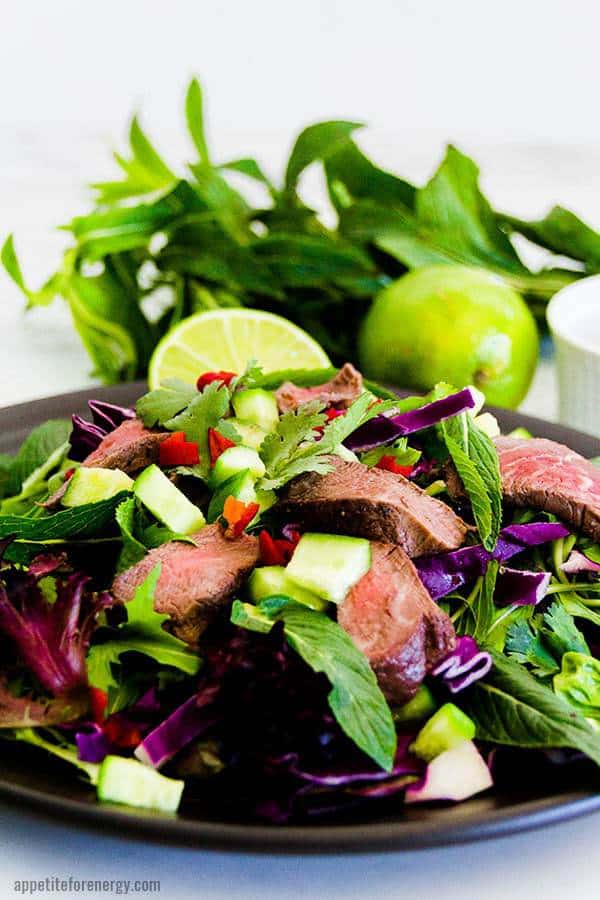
[148,309,331,389]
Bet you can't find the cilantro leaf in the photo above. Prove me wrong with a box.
[136,379,198,428]
[505,619,559,677]
[259,392,391,491]
[231,598,396,771]
[542,601,589,658]
[164,381,232,477]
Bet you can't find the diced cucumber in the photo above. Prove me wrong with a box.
[232,388,279,432]
[228,418,268,450]
[211,446,265,486]
[254,488,277,514]
[286,533,371,604]
[62,467,133,507]
[207,470,257,523]
[393,686,437,723]
[410,702,476,762]
[97,755,184,813]
[249,566,328,611]
[134,464,205,534]
[333,443,359,463]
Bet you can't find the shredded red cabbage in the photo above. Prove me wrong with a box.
[134,694,216,769]
[415,522,570,600]
[75,723,112,763]
[495,567,551,607]
[345,387,478,453]
[69,400,135,462]
[561,550,600,575]
[432,636,492,692]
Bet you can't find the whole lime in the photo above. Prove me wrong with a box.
[358,265,539,408]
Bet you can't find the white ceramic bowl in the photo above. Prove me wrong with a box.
[547,275,600,437]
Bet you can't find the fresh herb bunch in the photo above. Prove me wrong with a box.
[3,80,600,384]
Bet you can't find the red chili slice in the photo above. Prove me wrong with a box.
[89,687,108,725]
[208,428,236,466]
[197,371,237,391]
[376,455,414,476]
[159,431,200,467]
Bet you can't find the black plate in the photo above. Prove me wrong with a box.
[0,381,599,854]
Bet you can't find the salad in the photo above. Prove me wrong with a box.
[0,363,599,822]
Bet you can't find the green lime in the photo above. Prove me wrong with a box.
[148,308,331,390]
[358,265,539,408]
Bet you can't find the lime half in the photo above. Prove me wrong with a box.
[148,309,331,389]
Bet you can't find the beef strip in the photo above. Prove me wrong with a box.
[494,436,600,541]
[44,418,170,509]
[275,363,363,413]
[338,541,456,702]
[111,524,260,644]
[82,418,170,472]
[278,457,468,556]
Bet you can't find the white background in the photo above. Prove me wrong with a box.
[0,2,599,897]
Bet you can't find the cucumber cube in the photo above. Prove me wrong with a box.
[249,566,328,611]
[232,388,279,432]
[410,702,476,762]
[211,446,265,486]
[134,464,205,534]
[62,467,133,507]
[393,686,437,723]
[97,755,184,813]
[286,533,371,604]
[228,418,268,450]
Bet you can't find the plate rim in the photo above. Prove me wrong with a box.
[0,380,599,853]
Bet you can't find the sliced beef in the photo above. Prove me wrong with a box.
[275,363,363,413]
[278,457,468,557]
[44,418,171,509]
[82,418,170,472]
[495,436,600,541]
[338,542,456,702]
[111,524,260,644]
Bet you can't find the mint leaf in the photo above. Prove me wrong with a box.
[284,121,363,191]
[185,78,210,165]
[0,493,128,564]
[473,560,499,643]
[462,651,600,766]
[231,598,396,771]
[6,420,71,496]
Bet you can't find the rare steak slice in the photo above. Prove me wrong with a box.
[82,418,170,473]
[338,542,456,702]
[278,457,468,557]
[495,436,600,541]
[111,524,260,644]
[275,363,363,413]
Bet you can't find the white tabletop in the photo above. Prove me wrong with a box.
[0,132,598,898]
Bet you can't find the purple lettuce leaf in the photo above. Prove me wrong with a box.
[0,677,87,728]
[69,400,135,462]
[415,522,570,600]
[0,557,113,695]
[345,387,478,453]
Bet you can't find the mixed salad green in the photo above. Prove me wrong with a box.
[0,366,598,821]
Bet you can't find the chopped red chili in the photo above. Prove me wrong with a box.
[208,428,236,466]
[258,529,299,566]
[376,455,414,476]
[159,431,200,467]
[89,687,108,725]
[197,370,237,391]
[223,496,260,538]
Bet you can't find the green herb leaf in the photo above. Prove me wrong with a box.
[462,651,600,766]
[505,619,559,677]
[231,598,396,771]
[542,601,590,658]
[185,78,210,165]
[284,121,363,191]
[87,566,200,690]
[114,498,147,573]
[473,560,499,643]
[136,379,199,427]
[165,381,232,477]
[0,493,127,563]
